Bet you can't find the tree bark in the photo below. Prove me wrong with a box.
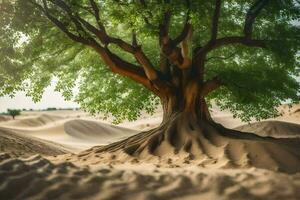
[160,81,211,122]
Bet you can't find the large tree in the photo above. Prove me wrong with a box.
[1,0,300,164]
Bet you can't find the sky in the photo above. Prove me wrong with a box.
[0,83,78,112]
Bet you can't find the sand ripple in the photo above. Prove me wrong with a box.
[0,128,70,157]
[1,153,300,200]
[235,121,300,138]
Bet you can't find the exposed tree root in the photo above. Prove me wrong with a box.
[79,113,300,173]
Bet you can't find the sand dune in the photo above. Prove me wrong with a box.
[64,119,138,142]
[279,103,300,115]
[0,153,299,200]
[0,115,138,151]
[0,115,10,122]
[0,128,70,157]
[1,114,64,128]
[276,103,300,124]
[235,121,300,138]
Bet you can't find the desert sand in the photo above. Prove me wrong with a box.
[0,103,300,200]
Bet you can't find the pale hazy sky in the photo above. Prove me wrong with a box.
[0,83,78,112]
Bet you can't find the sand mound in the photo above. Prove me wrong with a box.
[64,119,138,142]
[0,118,138,151]
[2,114,64,128]
[276,103,300,124]
[0,128,70,157]
[73,119,300,173]
[0,115,10,122]
[235,121,300,138]
[0,153,299,200]
[279,103,300,115]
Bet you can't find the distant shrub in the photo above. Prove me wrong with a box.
[46,107,57,111]
[60,108,73,110]
[7,109,21,119]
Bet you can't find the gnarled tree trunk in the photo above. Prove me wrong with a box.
[85,99,300,173]
[89,79,300,173]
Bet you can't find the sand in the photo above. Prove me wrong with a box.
[2,114,64,127]
[0,114,138,151]
[236,121,300,138]
[0,128,70,157]
[0,115,10,122]
[1,153,300,200]
[64,119,138,143]
[0,103,300,199]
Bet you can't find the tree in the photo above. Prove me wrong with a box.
[0,1,299,160]
[7,109,21,120]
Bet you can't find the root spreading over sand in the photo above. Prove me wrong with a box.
[67,114,300,174]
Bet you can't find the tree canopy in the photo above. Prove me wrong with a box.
[0,0,299,123]
[7,109,21,119]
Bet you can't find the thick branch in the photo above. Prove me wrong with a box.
[159,11,172,45]
[32,1,159,94]
[134,48,158,81]
[201,77,222,96]
[244,0,269,39]
[89,0,106,30]
[49,0,159,82]
[51,0,93,40]
[195,37,266,59]
[194,0,269,61]
[211,0,222,41]
[76,17,110,45]
[90,43,157,93]
[40,0,90,45]
[106,36,159,81]
[173,23,192,46]
[160,11,193,69]
[159,53,171,75]
[75,3,158,80]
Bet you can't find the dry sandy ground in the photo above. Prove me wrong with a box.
[0,104,300,200]
[1,153,300,200]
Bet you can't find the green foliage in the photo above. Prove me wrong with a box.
[0,0,299,122]
[46,107,57,111]
[73,48,159,123]
[7,109,21,119]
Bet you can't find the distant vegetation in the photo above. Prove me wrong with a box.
[46,107,57,111]
[0,108,79,117]
[44,107,79,111]
[7,109,21,120]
